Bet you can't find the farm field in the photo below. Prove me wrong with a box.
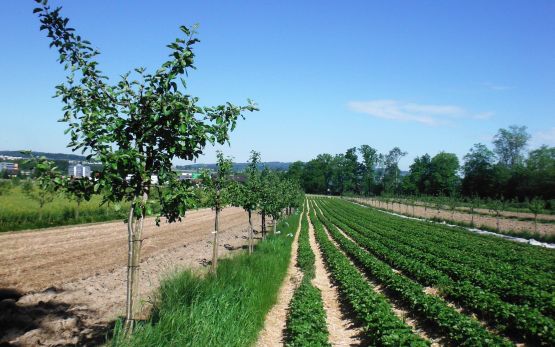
[351,197,555,242]
[0,186,129,232]
[274,197,555,346]
[0,207,265,346]
[3,2,555,346]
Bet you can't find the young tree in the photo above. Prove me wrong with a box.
[201,152,235,273]
[22,156,60,220]
[467,195,481,226]
[35,0,257,333]
[64,177,95,219]
[268,176,286,235]
[447,193,459,220]
[237,151,261,254]
[527,197,544,234]
[488,197,507,232]
[258,168,280,239]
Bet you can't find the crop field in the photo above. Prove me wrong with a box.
[276,197,555,346]
[351,196,555,243]
[0,186,128,232]
[3,2,555,346]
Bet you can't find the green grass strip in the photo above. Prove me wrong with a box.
[111,212,300,347]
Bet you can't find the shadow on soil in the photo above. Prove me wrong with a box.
[0,288,114,347]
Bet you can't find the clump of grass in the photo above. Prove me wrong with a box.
[111,212,300,347]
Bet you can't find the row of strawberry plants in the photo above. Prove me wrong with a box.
[308,203,430,346]
[347,198,555,273]
[285,205,330,347]
[324,199,555,314]
[316,199,555,345]
[311,200,512,346]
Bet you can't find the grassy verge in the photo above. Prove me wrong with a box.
[285,206,330,346]
[110,211,300,347]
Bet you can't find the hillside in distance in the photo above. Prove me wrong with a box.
[1,150,292,172]
[0,150,87,161]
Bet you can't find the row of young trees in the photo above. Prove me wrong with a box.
[289,125,555,203]
[32,0,302,335]
[201,150,303,271]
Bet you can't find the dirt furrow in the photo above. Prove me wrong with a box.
[306,208,363,346]
[0,207,251,292]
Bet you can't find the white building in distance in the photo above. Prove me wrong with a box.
[68,163,91,178]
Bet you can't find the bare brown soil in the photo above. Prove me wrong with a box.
[0,207,261,346]
[306,208,363,346]
[355,198,555,238]
[256,210,303,347]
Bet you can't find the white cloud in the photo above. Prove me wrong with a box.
[482,82,514,91]
[347,99,493,126]
[533,127,555,146]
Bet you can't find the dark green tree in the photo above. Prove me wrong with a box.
[358,145,379,195]
[493,125,530,168]
[461,143,497,197]
[382,147,407,193]
[429,152,460,195]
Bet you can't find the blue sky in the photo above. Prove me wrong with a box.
[1,1,554,169]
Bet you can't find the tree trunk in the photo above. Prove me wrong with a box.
[496,213,500,232]
[273,217,277,234]
[124,192,148,334]
[211,207,220,273]
[248,210,253,254]
[75,200,80,220]
[261,212,266,239]
[534,214,538,234]
[471,209,474,226]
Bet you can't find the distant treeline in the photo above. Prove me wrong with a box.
[285,125,555,202]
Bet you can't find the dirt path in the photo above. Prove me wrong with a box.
[256,211,303,347]
[353,198,555,238]
[0,207,262,346]
[306,208,362,346]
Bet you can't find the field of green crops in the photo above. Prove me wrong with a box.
[0,186,128,232]
[295,197,555,346]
